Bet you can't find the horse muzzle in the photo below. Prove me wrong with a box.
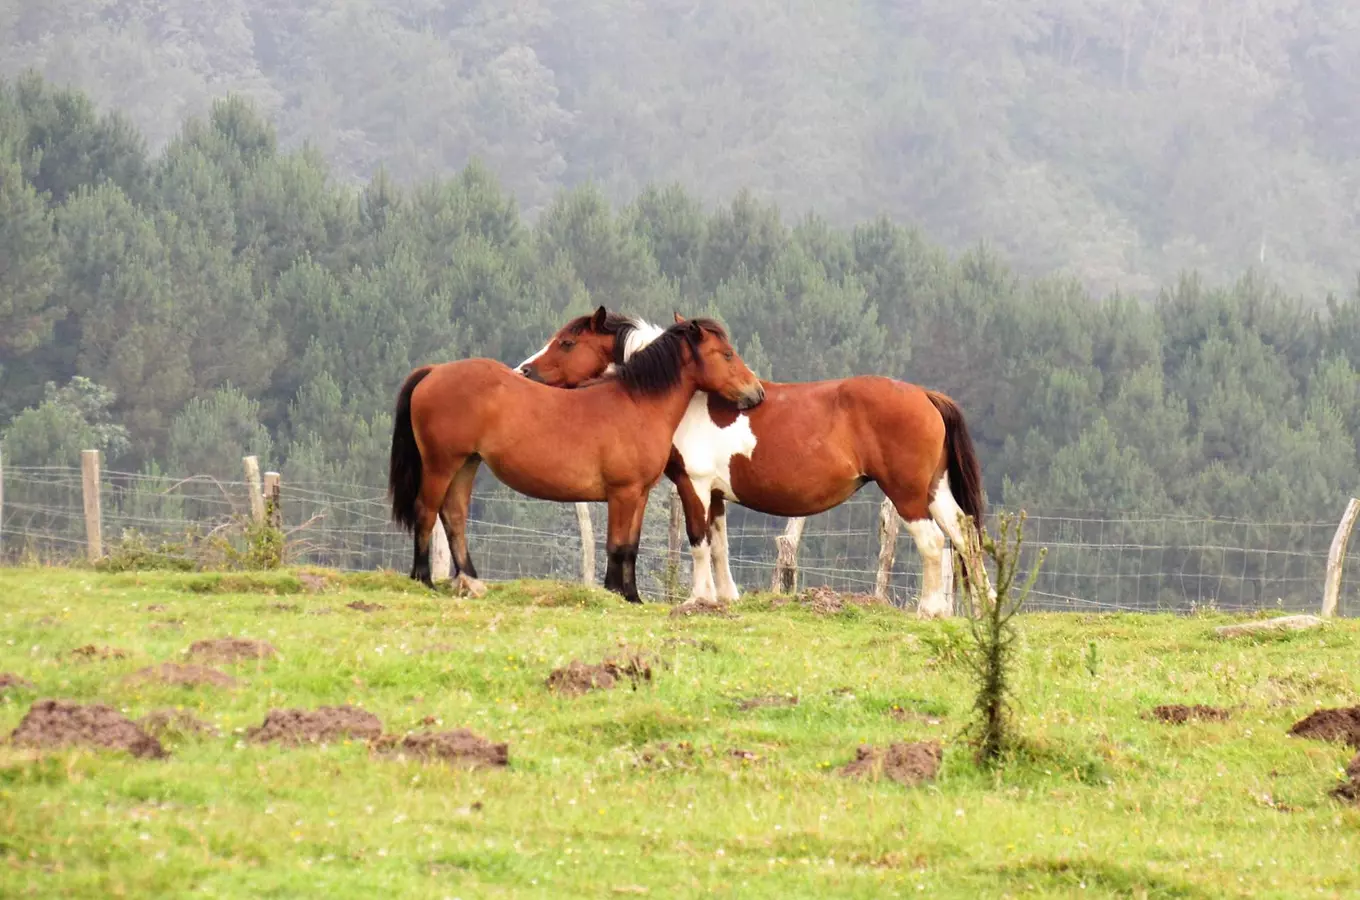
[734,383,766,410]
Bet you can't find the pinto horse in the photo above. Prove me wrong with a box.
[389,318,765,603]
[518,308,987,617]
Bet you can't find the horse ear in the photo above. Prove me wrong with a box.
[673,311,686,324]
[591,306,608,331]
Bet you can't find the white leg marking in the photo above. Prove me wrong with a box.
[929,473,996,604]
[689,538,716,603]
[710,512,740,602]
[905,518,950,619]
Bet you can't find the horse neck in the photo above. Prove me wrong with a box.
[627,364,704,431]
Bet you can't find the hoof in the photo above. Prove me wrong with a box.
[453,574,488,598]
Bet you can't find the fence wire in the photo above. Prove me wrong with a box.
[1,466,1355,616]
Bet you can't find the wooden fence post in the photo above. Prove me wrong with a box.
[1321,497,1360,618]
[81,449,102,562]
[430,519,452,583]
[667,487,684,596]
[874,498,899,601]
[262,471,282,529]
[243,456,265,523]
[576,502,595,586]
[771,517,806,594]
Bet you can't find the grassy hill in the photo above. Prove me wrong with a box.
[1,568,1357,897]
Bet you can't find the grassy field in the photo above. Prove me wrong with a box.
[0,566,1357,899]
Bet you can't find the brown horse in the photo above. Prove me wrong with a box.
[518,309,988,617]
[389,317,764,603]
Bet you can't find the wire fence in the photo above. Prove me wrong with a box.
[1,465,1356,616]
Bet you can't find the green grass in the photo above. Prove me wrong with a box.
[0,567,1357,899]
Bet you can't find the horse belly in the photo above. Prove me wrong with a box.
[480,446,607,503]
[728,452,867,517]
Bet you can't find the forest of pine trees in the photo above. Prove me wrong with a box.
[4,73,1357,528]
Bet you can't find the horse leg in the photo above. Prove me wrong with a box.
[667,456,716,603]
[411,460,459,587]
[604,488,646,604]
[439,455,482,580]
[708,493,741,603]
[883,484,952,619]
[929,472,996,602]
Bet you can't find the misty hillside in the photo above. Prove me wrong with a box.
[4,0,1357,298]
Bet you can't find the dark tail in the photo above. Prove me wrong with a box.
[388,366,434,533]
[926,390,986,581]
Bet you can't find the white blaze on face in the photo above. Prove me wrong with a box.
[516,340,551,372]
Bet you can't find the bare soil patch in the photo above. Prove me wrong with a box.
[1150,704,1232,724]
[9,699,166,759]
[126,663,236,689]
[1288,707,1360,747]
[0,673,34,692]
[737,694,798,711]
[374,729,508,768]
[138,708,220,739]
[67,644,128,661]
[838,741,942,786]
[246,705,383,745]
[186,638,277,663]
[264,602,300,613]
[546,654,654,697]
[145,604,167,612]
[346,600,386,613]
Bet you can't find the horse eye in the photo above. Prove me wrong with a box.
[724,350,734,361]
[560,339,575,350]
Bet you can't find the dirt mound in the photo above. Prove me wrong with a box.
[1150,704,1232,724]
[838,741,941,786]
[1288,707,1360,747]
[737,694,798,711]
[546,654,654,697]
[126,663,236,689]
[787,585,890,615]
[375,729,508,768]
[9,699,166,759]
[1349,752,1360,781]
[67,644,128,660]
[246,705,383,745]
[669,598,731,618]
[346,600,386,613]
[0,673,34,692]
[187,638,277,663]
[138,709,220,738]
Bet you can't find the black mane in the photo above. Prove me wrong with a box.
[563,311,639,368]
[613,318,728,397]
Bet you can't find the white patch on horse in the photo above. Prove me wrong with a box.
[621,319,665,360]
[672,394,756,503]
